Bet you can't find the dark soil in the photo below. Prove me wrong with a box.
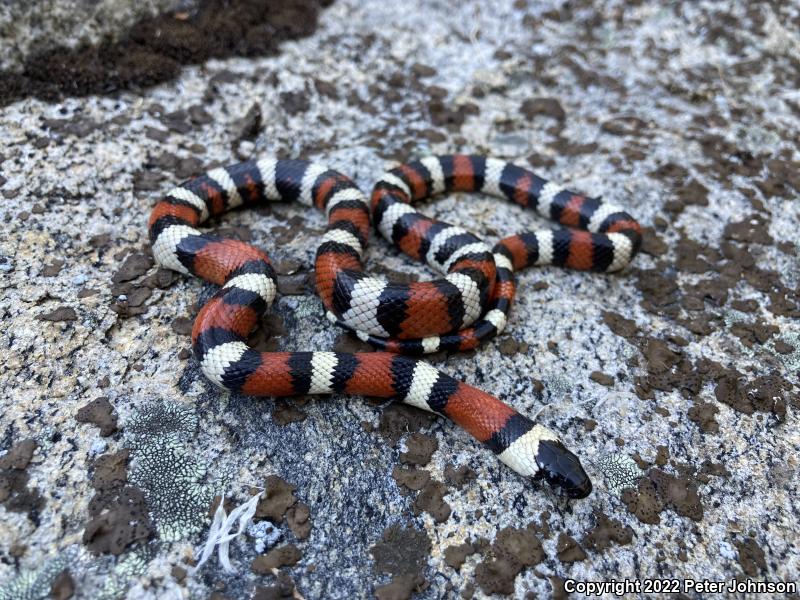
[0,439,44,523]
[0,0,333,106]
[76,397,119,437]
[371,525,431,598]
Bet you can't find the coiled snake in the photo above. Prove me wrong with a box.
[148,155,641,499]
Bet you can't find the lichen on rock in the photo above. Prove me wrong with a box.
[124,400,215,543]
[0,546,79,600]
[597,452,644,495]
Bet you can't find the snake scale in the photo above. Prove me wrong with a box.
[148,155,642,499]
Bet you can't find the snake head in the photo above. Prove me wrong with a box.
[535,439,592,499]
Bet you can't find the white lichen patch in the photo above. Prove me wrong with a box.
[0,546,80,600]
[597,452,645,495]
[97,546,151,600]
[125,401,216,543]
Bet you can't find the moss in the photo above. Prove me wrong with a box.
[255,475,297,522]
[83,486,154,555]
[583,510,634,552]
[474,527,544,596]
[371,525,431,578]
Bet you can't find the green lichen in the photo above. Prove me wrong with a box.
[126,400,198,442]
[125,400,215,543]
[597,452,644,495]
[97,546,150,600]
[0,571,48,600]
[0,547,75,600]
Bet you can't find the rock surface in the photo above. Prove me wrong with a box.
[0,0,798,598]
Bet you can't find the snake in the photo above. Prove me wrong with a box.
[148,155,641,499]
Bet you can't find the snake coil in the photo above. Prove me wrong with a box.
[148,155,641,499]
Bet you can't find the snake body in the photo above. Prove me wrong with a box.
[149,155,641,499]
[346,155,642,353]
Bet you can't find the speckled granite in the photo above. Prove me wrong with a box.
[1,1,798,598]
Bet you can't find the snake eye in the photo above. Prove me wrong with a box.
[535,439,592,499]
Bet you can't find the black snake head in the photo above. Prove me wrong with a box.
[535,439,592,499]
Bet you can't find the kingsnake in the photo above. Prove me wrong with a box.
[148,155,641,499]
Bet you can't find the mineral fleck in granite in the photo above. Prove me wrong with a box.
[0,0,798,599]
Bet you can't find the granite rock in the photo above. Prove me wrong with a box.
[0,0,798,598]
